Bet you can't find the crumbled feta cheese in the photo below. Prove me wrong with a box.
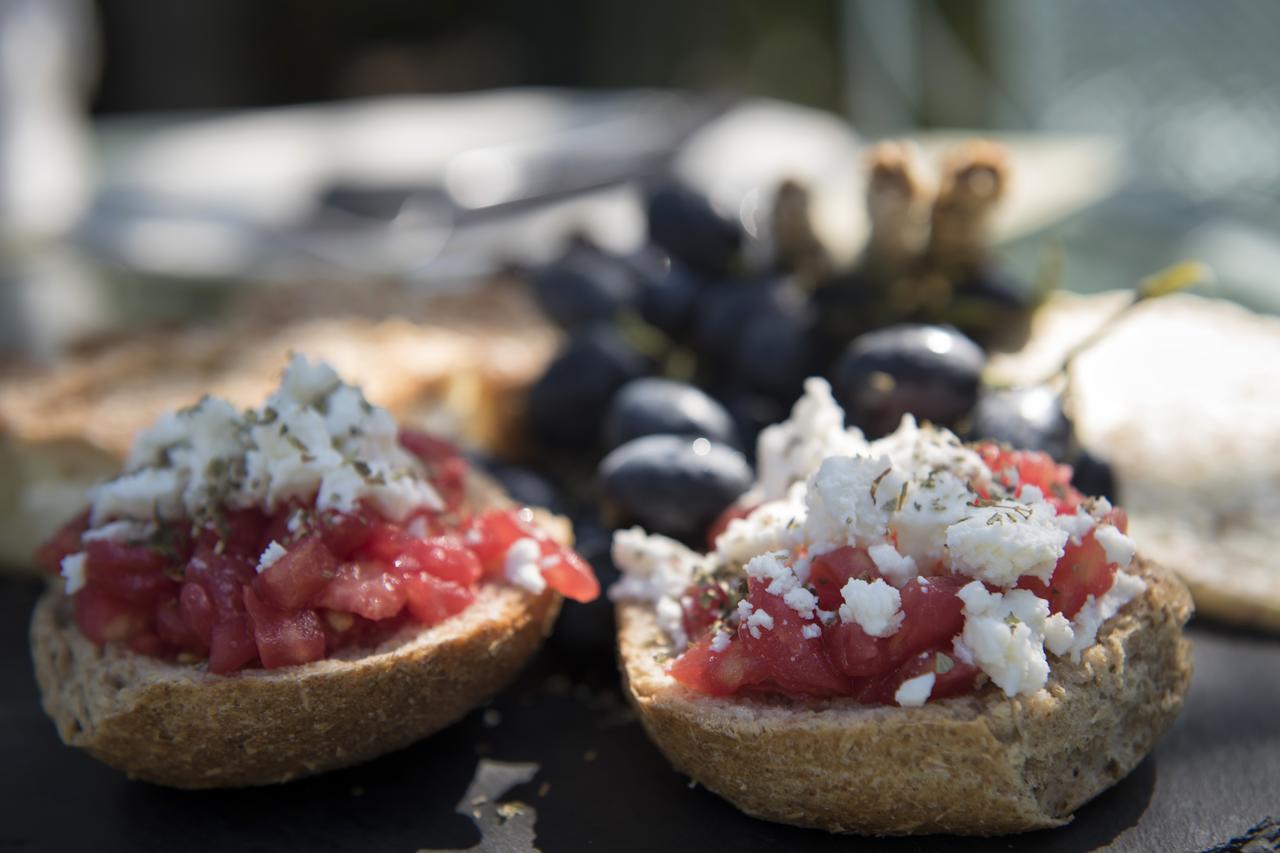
[957,581,1065,697]
[609,527,704,605]
[1095,524,1137,569]
[60,552,87,594]
[890,469,975,568]
[1067,570,1146,659]
[945,488,1068,586]
[801,623,823,639]
[746,607,775,638]
[90,355,443,530]
[709,629,732,653]
[715,482,807,566]
[1055,505,1096,545]
[756,378,868,500]
[783,586,819,619]
[90,468,184,527]
[742,552,818,619]
[869,414,989,484]
[1043,612,1076,657]
[504,538,546,595]
[894,672,936,707]
[256,540,288,574]
[81,519,155,544]
[655,598,686,648]
[804,455,903,548]
[838,578,904,637]
[868,542,918,587]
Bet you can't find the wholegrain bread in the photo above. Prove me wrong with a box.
[987,291,1280,631]
[30,471,571,788]
[616,555,1192,836]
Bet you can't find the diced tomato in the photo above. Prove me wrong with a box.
[34,510,89,575]
[976,443,1083,514]
[389,535,482,586]
[885,575,967,663]
[75,585,153,645]
[195,508,270,559]
[83,540,179,605]
[859,649,981,705]
[314,560,406,621]
[156,598,204,653]
[823,621,887,677]
[669,633,766,697]
[399,429,468,510]
[402,571,474,626]
[464,509,528,576]
[1018,526,1116,619]
[809,546,879,611]
[208,614,258,674]
[185,547,256,617]
[681,582,729,640]
[535,541,600,603]
[736,581,848,697]
[705,502,757,552]
[242,588,325,669]
[128,633,166,656]
[318,507,377,558]
[178,581,216,647]
[254,535,339,610]
[462,508,599,601]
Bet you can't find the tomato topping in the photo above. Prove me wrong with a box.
[40,430,597,673]
[1017,524,1118,618]
[669,632,765,697]
[536,542,600,603]
[858,649,982,705]
[243,588,326,669]
[208,614,258,674]
[75,586,153,645]
[83,541,178,605]
[402,572,475,625]
[809,546,879,611]
[35,511,89,575]
[314,560,407,621]
[253,535,340,610]
[399,429,468,510]
[976,443,1084,514]
[464,509,600,602]
[885,575,968,662]
[681,582,730,639]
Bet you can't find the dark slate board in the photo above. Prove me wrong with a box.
[1,575,1277,853]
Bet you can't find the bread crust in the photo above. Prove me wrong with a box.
[33,584,558,788]
[616,556,1192,836]
[29,470,572,788]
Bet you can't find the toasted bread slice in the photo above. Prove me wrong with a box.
[987,291,1280,631]
[616,556,1192,836]
[30,471,570,788]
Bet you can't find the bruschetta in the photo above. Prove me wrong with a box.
[30,356,596,788]
[611,377,1191,835]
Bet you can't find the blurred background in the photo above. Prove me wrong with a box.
[3,0,1280,359]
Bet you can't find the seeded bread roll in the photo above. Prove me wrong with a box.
[30,472,570,789]
[616,555,1192,836]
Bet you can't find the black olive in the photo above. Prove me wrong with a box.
[602,378,738,451]
[832,323,985,438]
[598,435,753,541]
[526,325,651,449]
